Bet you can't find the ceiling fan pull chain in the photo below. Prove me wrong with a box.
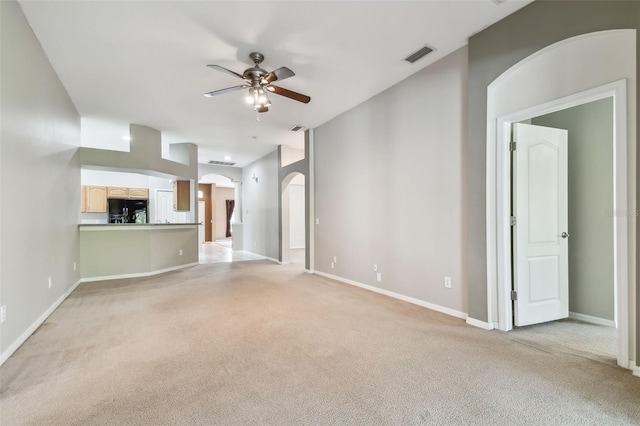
[256,110,260,122]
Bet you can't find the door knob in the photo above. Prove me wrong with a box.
[561,232,570,238]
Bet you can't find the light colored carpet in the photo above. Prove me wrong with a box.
[509,318,617,365]
[1,261,639,425]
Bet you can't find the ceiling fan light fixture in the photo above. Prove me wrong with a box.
[245,89,255,104]
[205,52,310,114]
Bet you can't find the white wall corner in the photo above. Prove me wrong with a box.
[314,271,467,320]
[465,317,496,330]
[239,251,279,264]
[0,279,83,366]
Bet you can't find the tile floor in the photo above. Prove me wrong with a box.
[199,240,306,268]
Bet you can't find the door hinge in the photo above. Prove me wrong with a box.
[511,290,518,301]
[509,141,517,151]
[510,216,517,226]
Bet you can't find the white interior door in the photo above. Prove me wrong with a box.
[513,123,569,326]
[156,190,174,223]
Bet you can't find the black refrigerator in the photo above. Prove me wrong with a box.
[108,199,148,223]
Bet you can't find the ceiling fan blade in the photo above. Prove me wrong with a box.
[266,85,311,104]
[207,64,246,80]
[256,105,269,113]
[204,85,249,97]
[264,67,295,84]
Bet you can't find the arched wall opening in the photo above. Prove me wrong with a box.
[281,172,306,266]
[485,29,636,368]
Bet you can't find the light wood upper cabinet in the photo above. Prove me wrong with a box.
[107,187,129,198]
[85,186,107,213]
[106,187,149,199]
[81,185,149,212]
[128,188,149,199]
[173,180,190,211]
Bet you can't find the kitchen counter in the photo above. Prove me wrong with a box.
[79,223,199,280]
[80,223,200,231]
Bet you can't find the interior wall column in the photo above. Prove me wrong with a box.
[233,181,242,223]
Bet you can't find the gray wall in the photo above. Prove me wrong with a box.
[465,1,639,357]
[80,124,198,180]
[532,98,614,321]
[242,150,279,260]
[80,227,199,279]
[1,1,81,356]
[313,47,468,314]
[198,163,242,182]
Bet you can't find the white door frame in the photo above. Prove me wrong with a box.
[491,80,628,368]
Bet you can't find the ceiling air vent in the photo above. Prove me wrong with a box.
[404,46,434,64]
[289,125,305,132]
[208,160,236,166]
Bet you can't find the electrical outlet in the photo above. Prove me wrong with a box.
[0,306,6,323]
[179,249,183,256]
[333,256,337,263]
[48,277,52,289]
[331,262,334,269]
[377,272,382,282]
[444,276,452,288]
[373,264,378,272]
[73,262,77,271]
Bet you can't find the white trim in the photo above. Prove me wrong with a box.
[466,317,496,330]
[304,269,314,274]
[488,79,630,369]
[631,361,640,378]
[569,312,616,328]
[314,271,468,320]
[0,279,82,366]
[308,128,315,273]
[80,262,198,283]
[290,246,305,250]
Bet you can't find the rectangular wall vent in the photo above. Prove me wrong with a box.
[289,125,305,132]
[208,160,236,166]
[404,46,434,64]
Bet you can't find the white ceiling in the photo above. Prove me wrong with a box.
[19,0,531,168]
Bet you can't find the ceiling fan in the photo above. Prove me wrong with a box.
[204,52,311,113]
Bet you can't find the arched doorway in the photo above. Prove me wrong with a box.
[485,30,635,368]
[281,172,306,267]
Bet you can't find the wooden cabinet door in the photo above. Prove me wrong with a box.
[173,180,190,211]
[80,186,87,212]
[86,186,107,213]
[128,188,149,199]
[107,187,128,198]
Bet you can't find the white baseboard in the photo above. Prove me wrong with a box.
[314,271,467,320]
[466,317,496,330]
[240,251,279,264]
[81,262,199,283]
[630,361,640,378]
[1,279,82,366]
[304,269,314,274]
[569,311,616,328]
